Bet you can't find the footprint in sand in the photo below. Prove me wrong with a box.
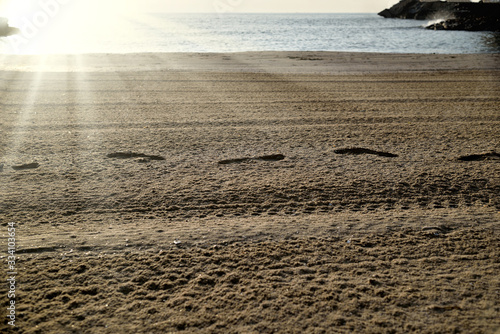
[106,152,165,162]
[334,147,398,158]
[12,162,40,170]
[457,151,499,161]
[218,154,285,165]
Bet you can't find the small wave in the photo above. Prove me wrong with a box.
[424,10,455,29]
[424,18,447,28]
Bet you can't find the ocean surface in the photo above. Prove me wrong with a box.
[1,13,499,54]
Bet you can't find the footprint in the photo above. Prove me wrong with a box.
[107,152,165,161]
[457,152,499,161]
[218,157,251,165]
[219,154,285,165]
[259,154,285,161]
[12,162,40,170]
[18,246,57,254]
[334,148,398,158]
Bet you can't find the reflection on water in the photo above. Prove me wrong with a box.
[1,13,500,55]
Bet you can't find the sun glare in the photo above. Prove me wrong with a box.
[3,0,137,54]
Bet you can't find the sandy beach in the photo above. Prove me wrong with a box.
[0,52,499,333]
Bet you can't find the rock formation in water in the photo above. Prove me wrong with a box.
[0,17,19,37]
[378,0,500,31]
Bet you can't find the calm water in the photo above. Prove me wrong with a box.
[1,13,499,54]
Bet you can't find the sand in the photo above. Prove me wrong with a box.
[0,52,499,333]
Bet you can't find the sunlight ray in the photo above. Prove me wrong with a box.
[1,55,49,166]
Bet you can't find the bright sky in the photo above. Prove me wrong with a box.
[1,0,401,17]
[133,0,400,13]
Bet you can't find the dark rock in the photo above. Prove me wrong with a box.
[426,15,500,32]
[0,17,19,37]
[378,0,456,20]
[378,9,395,19]
[379,0,500,32]
[0,17,9,36]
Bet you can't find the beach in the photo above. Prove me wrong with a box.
[0,52,499,333]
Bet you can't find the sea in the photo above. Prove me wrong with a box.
[1,13,499,55]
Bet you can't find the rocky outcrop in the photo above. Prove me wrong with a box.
[0,17,8,36]
[0,17,19,37]
[378,0,456,20]
[378,0,500,31]
[427,17,500,31]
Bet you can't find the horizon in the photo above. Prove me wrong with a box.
[0,0,400,19]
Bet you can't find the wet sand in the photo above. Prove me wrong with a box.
[0,52,499,333]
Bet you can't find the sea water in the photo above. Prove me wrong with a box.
[1,13,499,54]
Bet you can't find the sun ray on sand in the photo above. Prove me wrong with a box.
[0,55,52,167]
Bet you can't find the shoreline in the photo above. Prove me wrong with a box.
[1,51,499,73]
